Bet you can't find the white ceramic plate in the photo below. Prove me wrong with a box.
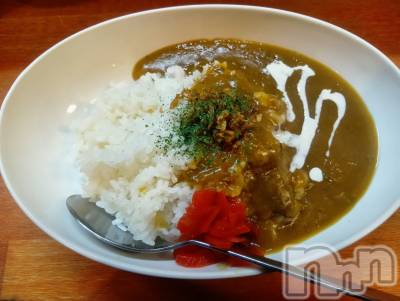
[1,5,399,279]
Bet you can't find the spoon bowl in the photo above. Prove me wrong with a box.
[66,195,185,253]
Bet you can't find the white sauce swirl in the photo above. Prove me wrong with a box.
[263,60,346,172]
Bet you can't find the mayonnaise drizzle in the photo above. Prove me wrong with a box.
[263,60,346,172]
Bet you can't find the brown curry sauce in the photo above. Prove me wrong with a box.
[133,39,378,253]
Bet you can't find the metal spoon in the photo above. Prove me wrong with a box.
[67,194,378,300]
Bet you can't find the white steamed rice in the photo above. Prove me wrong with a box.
[74,66,204,245]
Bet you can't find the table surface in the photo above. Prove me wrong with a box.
[0,1,399,300]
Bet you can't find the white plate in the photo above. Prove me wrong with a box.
[1,5,399,279]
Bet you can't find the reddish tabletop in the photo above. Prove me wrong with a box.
[0,1,399,300]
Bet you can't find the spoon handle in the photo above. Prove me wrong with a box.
[190,240,380,301]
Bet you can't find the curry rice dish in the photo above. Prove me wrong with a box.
[74,39,377,267]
